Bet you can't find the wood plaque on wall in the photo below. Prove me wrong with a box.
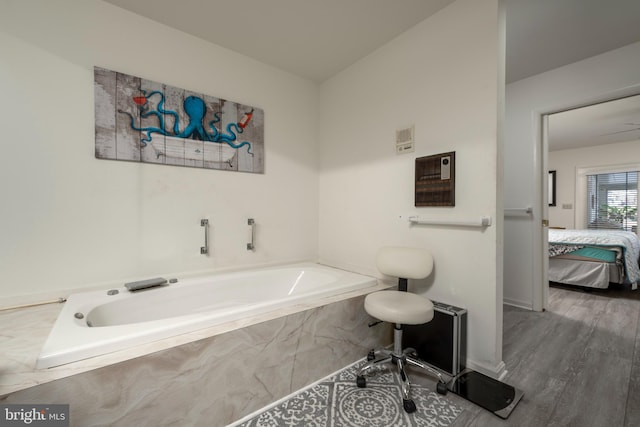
[415,152,455,207]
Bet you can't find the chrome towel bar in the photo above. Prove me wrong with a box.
[504,207,533,216]
[401,215,492,227]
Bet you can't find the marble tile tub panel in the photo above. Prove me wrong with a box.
[0,303,63,391]
[1,295,388,427]
[291,296,392,390]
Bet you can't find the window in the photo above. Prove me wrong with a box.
[586,171,638,232]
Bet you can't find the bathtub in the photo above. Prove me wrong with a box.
[36,263,377,369]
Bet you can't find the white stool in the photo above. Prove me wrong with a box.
[357,247,448,413]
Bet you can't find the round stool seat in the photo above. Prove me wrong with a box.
[364,291,434,325]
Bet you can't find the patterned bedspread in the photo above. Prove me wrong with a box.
[548,243,585,258]
[548,229,640,283]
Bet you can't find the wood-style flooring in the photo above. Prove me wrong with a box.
[238,283,640,426]
[436,284,640,426]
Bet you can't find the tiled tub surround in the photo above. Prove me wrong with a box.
[1,282,390,426]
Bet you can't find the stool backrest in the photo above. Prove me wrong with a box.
[376,247,433,280]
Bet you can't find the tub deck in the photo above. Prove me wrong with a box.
[0,275,388,397]
[37,263,377,369]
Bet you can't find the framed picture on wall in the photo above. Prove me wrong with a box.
[548,170,556,206]
[94,67,265,173]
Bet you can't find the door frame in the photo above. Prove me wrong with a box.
[533,89,640,311]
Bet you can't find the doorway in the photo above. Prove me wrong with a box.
[539,94,640,305]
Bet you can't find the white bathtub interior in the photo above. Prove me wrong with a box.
[36,263,377,369]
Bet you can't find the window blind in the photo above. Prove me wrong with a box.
[586,171,638,232]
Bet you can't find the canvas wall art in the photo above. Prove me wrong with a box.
[94,67,264,173]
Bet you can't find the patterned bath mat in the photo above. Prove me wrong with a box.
[235,359,462,427]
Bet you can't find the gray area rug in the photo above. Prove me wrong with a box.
[237,359,462,427]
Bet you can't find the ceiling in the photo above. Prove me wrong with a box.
[548,95,640,152]
[102,0,456,83]
[104,0,640,149]
[104,0,640,84]
[505,0,640,83]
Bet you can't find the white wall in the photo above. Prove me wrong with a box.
[0,0,319,304]
[318,0,504,374]
[504,41,640,309]
[549,140,640,229]
[0,0,506,378]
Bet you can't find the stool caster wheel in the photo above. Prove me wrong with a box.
[436,381,448,395]
[356,375,366,388]
[403,399,417,413]
[367,350,375,361]
[404,347,418,358]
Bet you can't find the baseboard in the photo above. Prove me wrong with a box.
[464,359,507,381]
[503,297,533,311]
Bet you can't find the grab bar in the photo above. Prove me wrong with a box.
[247,218,255,251]
[505,207,532,216]
[201,218,209,255]
[403,215,492,227]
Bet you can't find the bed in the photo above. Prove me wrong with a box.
[548,229,640,290]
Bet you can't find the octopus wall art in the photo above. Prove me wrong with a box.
[94,67,264,173]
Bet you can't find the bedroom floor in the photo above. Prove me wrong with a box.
[448,283,640,426]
